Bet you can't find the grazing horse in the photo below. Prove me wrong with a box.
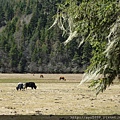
[25,82,37,89]
[16,82,25,91]
[40,74,44,78]
[59,77,66,81]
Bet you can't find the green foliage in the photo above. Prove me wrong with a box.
[82,41,92,65]
[0,0,91,73]
[52,0,120,94]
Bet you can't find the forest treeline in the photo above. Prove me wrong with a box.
[0,0,92,73]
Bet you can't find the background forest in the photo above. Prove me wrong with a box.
[0,0,92,73]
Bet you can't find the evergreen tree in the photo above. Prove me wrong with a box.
[0,0,87,74]
[82,41,92,67]
[51,0,120,94]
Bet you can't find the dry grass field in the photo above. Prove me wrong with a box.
[0,73,120,116]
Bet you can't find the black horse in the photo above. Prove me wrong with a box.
[25,82,37,89]
[16,82,25,90]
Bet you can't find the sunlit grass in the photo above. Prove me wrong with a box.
[0,74,119,115]
[0,73,82,83]
[0,79,76,83]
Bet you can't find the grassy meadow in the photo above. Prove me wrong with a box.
[0,73,120,117]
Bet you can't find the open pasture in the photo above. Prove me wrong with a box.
[0,73,120,115]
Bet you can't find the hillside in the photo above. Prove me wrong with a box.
[0,0,91,73]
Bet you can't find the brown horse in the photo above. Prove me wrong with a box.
[59,76,66,81]
[40,74,44,78]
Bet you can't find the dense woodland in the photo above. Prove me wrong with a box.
[0,0,92,73]
[0,0,120,95]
